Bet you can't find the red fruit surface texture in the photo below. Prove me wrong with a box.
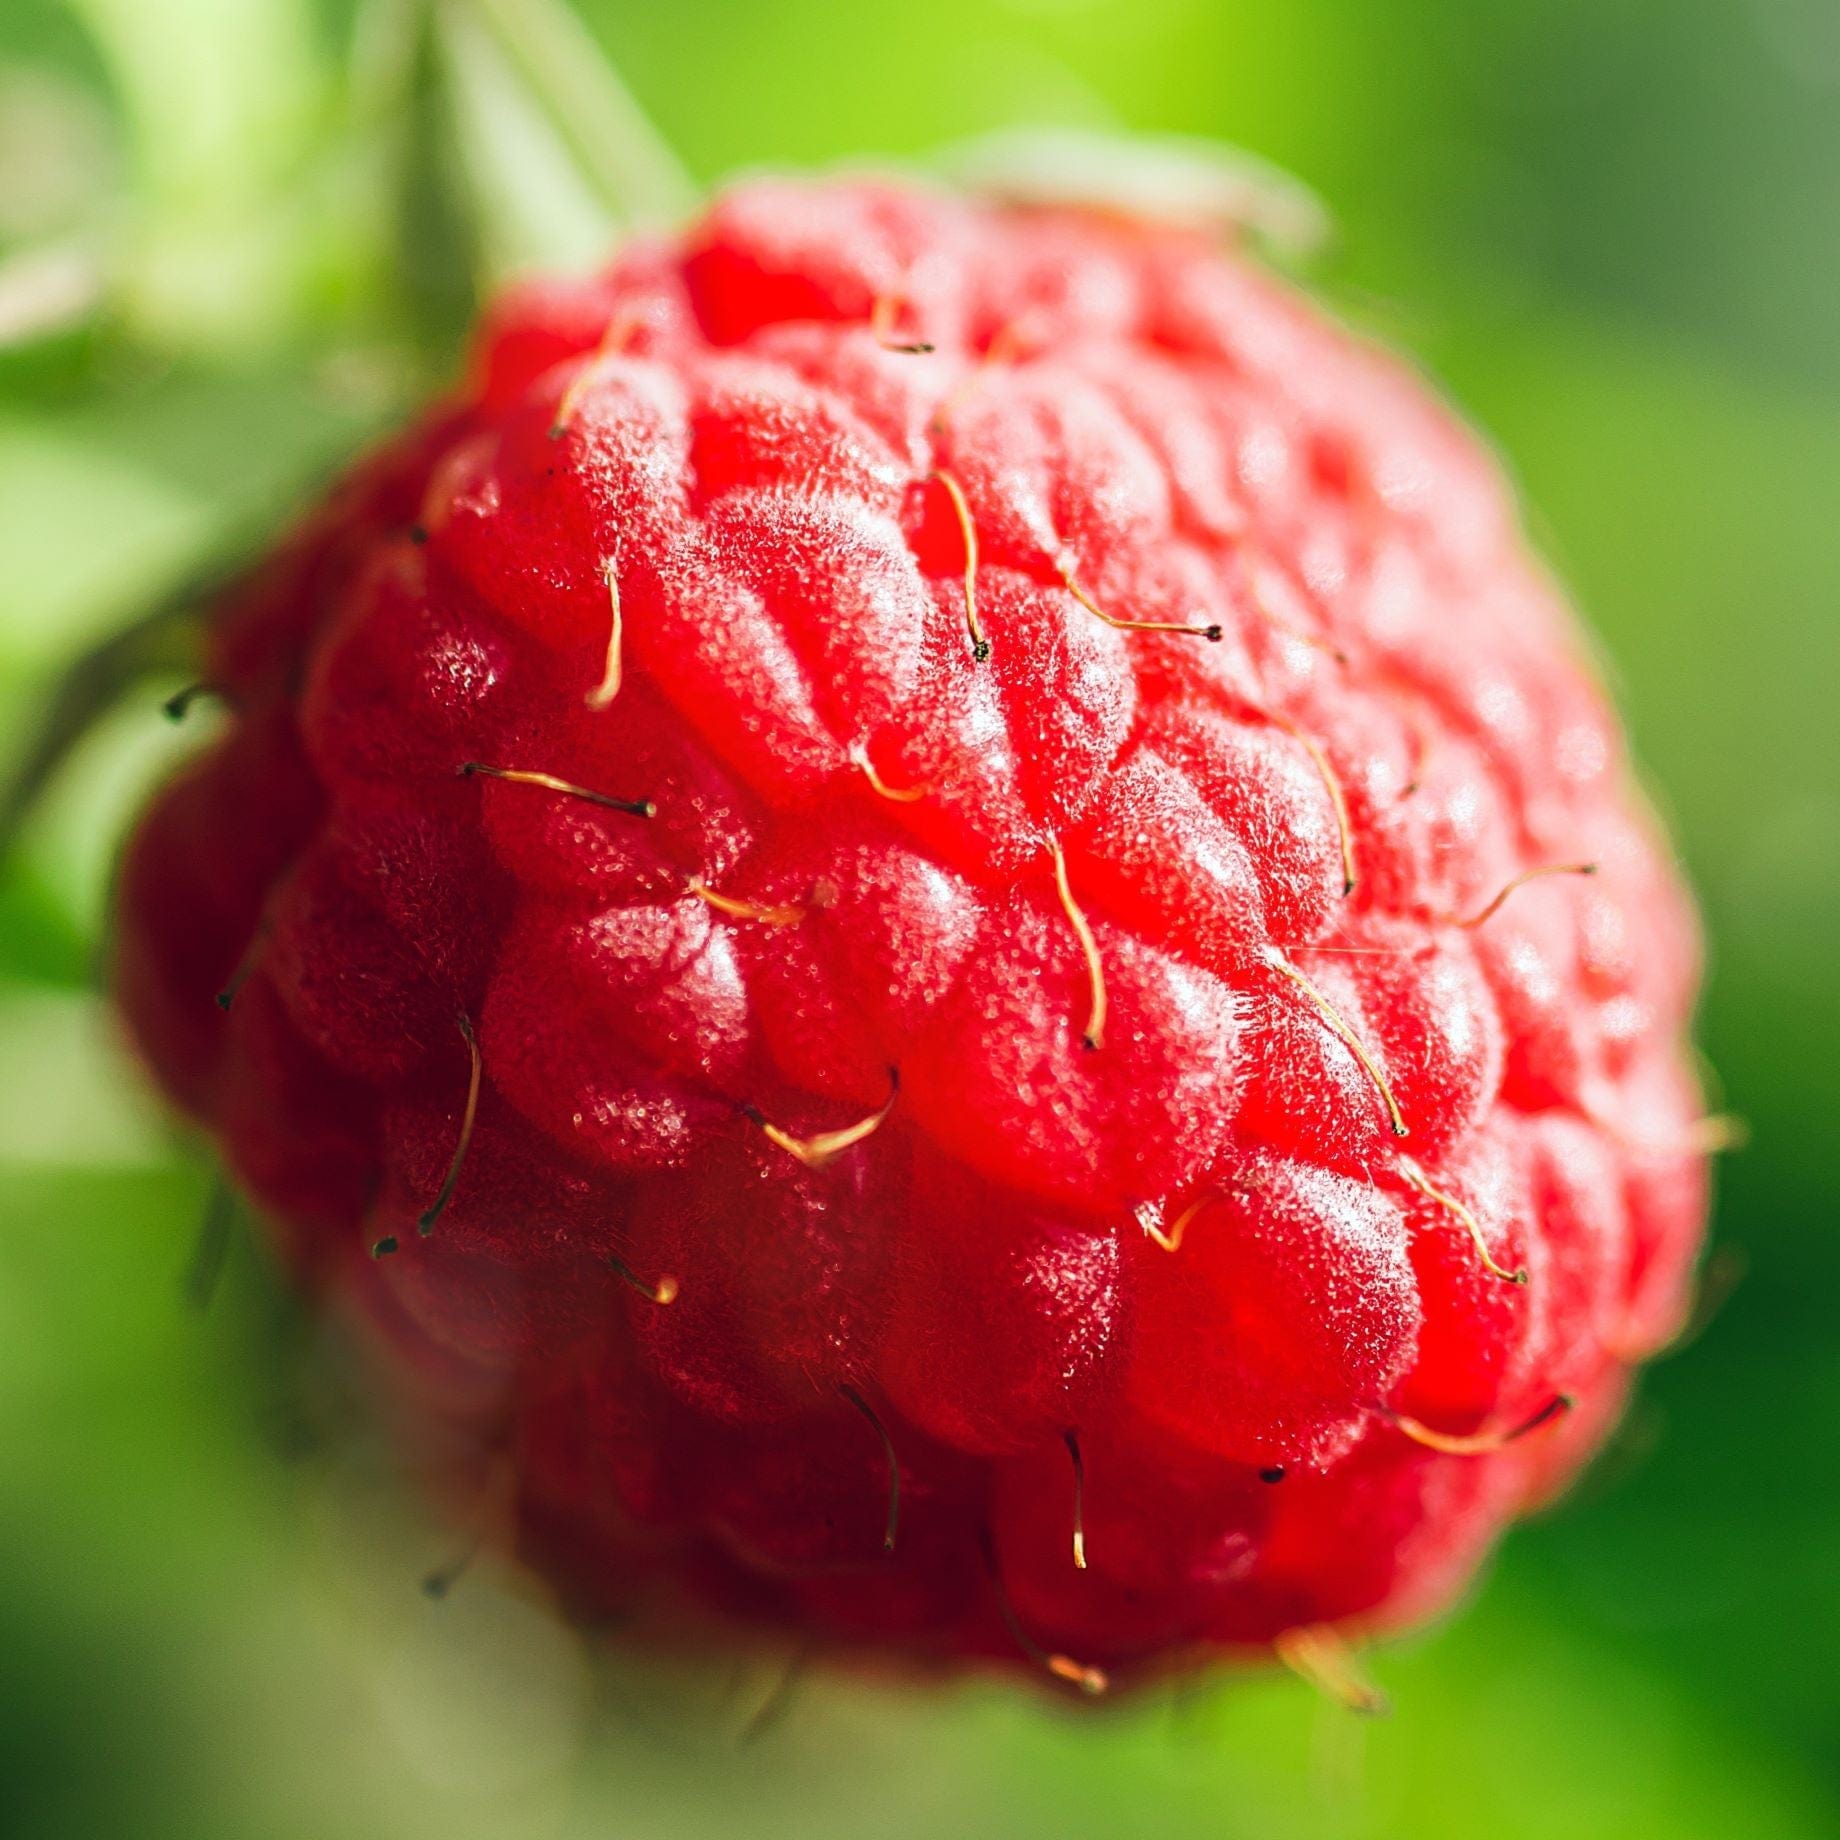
[114,179,1710,1689]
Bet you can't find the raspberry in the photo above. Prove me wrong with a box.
[114,178,1711,1692]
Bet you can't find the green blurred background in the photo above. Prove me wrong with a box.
[2,1,1837,1834]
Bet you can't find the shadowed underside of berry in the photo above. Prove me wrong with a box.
[113,177,1710,1691]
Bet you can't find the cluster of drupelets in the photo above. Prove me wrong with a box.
[158,272,1726,1704]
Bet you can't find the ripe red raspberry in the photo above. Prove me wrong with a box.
[114,179,1711,1693]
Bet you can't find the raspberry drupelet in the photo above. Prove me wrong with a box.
[114,178,1711,1692]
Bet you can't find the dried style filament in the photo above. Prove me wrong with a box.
[1384,1394,1572,1455]
[746,1075,899,1169]
[584,560,624,709]
[1448,862,1597,929]
[1049,837,1107,1051]
[1263,947,1408,1138]
[1398,1156,1527,1285]
[418,1013,481,1235]
[1064,1430,1088,1570]
[851,742,930,803]
[1274,1625,1389,1716]
[608,1254,679,1305]
[458,761,655,819]
[1136,1194,1214,1255]
[931,469,988,660]
[839,1384,902,1555]
[688,878,806,927]
[980,1531,1109,1696]
[869,294,934,354]
[1060,563,1222,642]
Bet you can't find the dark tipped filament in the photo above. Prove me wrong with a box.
[1450,862,1598,930]
[1386,1393,1573,1456]
[747,1072,899,1170]
[214,926,266,1012]
[417,1013,481,1236]
[931,469,988,661]
[163,681,220,722]
[1049,837,1107,1052]
[607,1255,678,1306]
[1061,564,1223,642]
[839,1383,901,1556]
[1064,1430,1088,1571]
[1398,1155,1527,1285]
[869,295,934,354]
[458,761,654,819]
[421,1540,479,1601]
[980,1530,1109,1696]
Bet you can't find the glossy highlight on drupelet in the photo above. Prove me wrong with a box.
[114,177,1713,1692]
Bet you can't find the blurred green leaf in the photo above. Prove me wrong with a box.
[940,126,1331,262]
[64,0,331,350]
[393,0,481,363]
[0,242,108,351]
[436,0,621,285]
[1,2,1836,1836]
[462,0,694,230]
